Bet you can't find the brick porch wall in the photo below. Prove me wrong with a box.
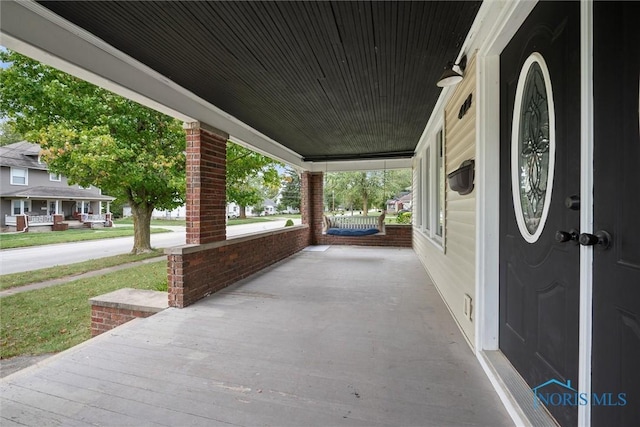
[167,123,314,308]
[317,224,412,247]
[91,306,156,337]
[89,288,167,336]
[167,225,310,308]
[167,124,410,308]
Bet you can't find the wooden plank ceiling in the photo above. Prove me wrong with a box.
[38,1,481,162]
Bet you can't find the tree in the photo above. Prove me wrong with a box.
[279,169,301,211]
[0,121,23,146]
[325,169,412,214]
[226,142,282,218]
[0,50,186,253]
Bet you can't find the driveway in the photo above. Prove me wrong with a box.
[0,219,300,274]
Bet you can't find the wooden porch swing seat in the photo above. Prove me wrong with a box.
[323,212,386,236]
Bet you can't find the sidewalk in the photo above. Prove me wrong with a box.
[0,256,166,298]
[1,218,301,275]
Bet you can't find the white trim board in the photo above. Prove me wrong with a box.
[578,1,594,425]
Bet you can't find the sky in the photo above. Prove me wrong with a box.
[0,45,9,69]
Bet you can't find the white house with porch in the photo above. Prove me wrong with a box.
[0,141,115,230]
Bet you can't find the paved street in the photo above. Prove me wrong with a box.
[0,219,300,274]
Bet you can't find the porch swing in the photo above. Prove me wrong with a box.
[322,166,387,237]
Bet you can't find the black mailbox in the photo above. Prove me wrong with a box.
[447,159,475,195]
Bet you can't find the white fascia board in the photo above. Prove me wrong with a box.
[0,0,305,170]
[305,158,412,173]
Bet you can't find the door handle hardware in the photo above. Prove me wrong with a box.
[578,230,612,249]
[565,195,580,210]
[555,229,580,243]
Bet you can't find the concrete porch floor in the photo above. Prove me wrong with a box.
[1,246,512,426]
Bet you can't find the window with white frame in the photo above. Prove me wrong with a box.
[10,167,28,185]
[12,199,31,215]
[420,127,445,247]
[435,130,444,238]
[50,172,61,182]
[415,158,423,229]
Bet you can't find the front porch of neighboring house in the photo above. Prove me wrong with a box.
[3,199,113,232]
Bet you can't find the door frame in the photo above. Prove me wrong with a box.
[474,0,594,425]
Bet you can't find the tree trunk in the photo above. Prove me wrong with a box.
[130,201,154,254]
[239,205,247,219]
[362,194,369,216]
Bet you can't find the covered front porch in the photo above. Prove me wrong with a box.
[0,246,510,426]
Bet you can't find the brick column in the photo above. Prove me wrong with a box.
[301,172,324,244]
[52,214,68,231]
[16,215,28,232]
[184,122,228,244]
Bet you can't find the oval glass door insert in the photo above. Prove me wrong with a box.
[511,52,556,243]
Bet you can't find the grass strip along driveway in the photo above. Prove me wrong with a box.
[0,226,170,250]
[0,260,167,359]
[0,250,164,290]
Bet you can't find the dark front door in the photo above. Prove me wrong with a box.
[592,3,640,426]
[499,2,580,426]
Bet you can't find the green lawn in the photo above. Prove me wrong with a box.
[0,227,170,249]
[0,260,167,359]
[0,250,164,290]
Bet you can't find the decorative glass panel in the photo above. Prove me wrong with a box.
[511,53,555,243]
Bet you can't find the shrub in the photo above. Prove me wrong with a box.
[396,211,412,224]
[284,219,295,227]
[155,280,168,292]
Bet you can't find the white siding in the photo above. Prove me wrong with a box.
[414,54,477,348]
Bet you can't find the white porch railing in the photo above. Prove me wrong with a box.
[327,215,382,230]
[4,214,54,227]
[28,215,54,225]
[82,214,106,222]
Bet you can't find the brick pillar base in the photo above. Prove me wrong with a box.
[52,214,68,231]
[16,215,27,232]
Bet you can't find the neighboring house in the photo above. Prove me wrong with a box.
[142,199,280,220]
[274,193,300,214]
[151,205,187,220]
[124,203,239,219]
[261,198,277,215]
[0,141,115,230]
[386,192,412,213]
